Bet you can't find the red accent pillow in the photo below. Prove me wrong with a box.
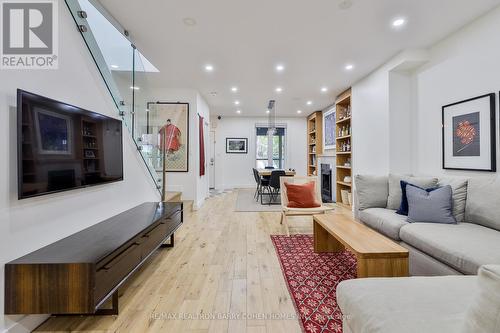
[284,181,321,208]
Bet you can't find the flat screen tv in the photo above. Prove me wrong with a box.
[17,89,124,199]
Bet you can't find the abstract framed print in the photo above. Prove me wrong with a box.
[323,106,336,150]
[442,93,496,172]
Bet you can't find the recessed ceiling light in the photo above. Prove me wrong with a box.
[392,18,406,27]
[130,86,140,90]
[266,110,271,114]
[234,100,240,105]
[345,64,354,71]
[204,64,214,72]
[275,87,283,93]
[321,87,328,93]
[306,100,313,105]
[111,64,119,69]
[231,86,238,92]
[276,64,285,72]
[236,110,241,114]
[183,17,197,26]
[338,0,353,10]
[297,110,302,114]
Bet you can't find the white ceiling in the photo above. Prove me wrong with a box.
[99,0,500,117]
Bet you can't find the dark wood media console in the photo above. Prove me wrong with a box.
[4,201,182,315]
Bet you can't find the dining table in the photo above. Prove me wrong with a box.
[257,169,296,177]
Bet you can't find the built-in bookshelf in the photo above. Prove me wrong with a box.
[307,111,323,176]
[335,89,352,207]
[81,119,101,182]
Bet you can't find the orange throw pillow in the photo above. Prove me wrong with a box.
[284,181,322,208]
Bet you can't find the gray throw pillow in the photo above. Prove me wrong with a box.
[406,185,457,224]
[354,175,388,210]
[387,174,438,210]
[437,178,468,222]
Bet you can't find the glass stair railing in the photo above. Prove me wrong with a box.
[64,0,164,195]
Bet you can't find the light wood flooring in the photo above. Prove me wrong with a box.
[36,191,346,333]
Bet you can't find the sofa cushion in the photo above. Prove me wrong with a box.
[354,175,388,210]
[438,177,468,223]
[465,178,500,231]
[462,265,500,333]
[359,208,408,241]
[400,223,500,275]
[387,174,438,210]
[337,275,477,333]
[406,185,457,224]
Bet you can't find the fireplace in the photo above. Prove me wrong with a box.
[321,164,333,203]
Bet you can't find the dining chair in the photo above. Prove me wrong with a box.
[280,176,334,236]
[268,170,287,205]
[252,168,270,203]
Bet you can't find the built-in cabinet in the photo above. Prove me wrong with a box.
[335,89,352,207]
[307,111,323,176]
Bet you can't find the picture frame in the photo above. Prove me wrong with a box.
[226,138,248,154]
[147,102,189,172]
[34,107,73,155]
[323,106,336,150]
[442,93,496,172]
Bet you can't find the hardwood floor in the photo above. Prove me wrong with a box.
[36,191,347,333]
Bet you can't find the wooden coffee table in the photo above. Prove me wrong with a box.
[313,213,409,278]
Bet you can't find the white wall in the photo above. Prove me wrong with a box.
[414,6,500,178]
[0,2,160,332]
[212,116,307,189]
[351,6,500,181]
[350,49,429,177]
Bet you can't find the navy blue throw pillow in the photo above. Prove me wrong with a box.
[396,181,439,216]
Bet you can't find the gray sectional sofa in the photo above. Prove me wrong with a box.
[336,175,500,333]
[354,174,500,276]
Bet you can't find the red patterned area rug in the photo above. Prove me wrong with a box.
[271,234,357,333]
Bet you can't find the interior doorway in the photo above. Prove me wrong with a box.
[209,130,216,189]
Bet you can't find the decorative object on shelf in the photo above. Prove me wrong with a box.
[84,150,95,158]
[442,93,496,172]
[323,106,336,150]
[149,102,189,172]
[226,138,248,154]
[343,176,352,183]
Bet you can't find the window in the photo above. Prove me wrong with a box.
[256,126,286,169]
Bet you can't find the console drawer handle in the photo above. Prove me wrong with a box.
[103,243,139,270]
[142,222,164,238]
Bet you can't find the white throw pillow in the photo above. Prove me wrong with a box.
[461,265,500,333]
[437,178,468,223]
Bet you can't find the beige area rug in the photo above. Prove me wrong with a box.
[234,188,282,212]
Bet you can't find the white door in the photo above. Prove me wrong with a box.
[209,130,216,189]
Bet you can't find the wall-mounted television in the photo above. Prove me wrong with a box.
[17,89,124,199]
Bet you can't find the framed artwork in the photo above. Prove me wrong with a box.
[226,138,248,154]
[442,93,496,172]
[323,106,336,150]
[147,102,189,172]
[34,107,73,155]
